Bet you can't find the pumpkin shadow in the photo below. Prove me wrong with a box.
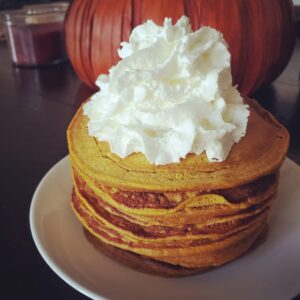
[253,82,300,165]
[285,87,300,164]
[74,83,95,105]
[252,84,277,114]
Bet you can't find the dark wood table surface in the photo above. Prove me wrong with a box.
[1,35,300,299]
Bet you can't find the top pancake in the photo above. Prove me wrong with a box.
[67,98,289,192]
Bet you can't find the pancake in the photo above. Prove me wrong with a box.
[83,225,268,277]
[67,97,289,274]
[83,228,210,277]
[73,169,277,229]
[71,186,272,268]
[68,98,288,191]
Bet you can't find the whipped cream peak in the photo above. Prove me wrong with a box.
[83,16,249,165]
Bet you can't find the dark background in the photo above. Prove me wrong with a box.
[0,0,68,10]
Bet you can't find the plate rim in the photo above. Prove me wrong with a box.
[29,156,104,300]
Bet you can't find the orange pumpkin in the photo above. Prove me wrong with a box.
[65,0,295,95]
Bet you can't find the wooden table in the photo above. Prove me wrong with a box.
[1,36,299,299]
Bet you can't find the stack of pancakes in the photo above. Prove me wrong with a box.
[67,98,289,276]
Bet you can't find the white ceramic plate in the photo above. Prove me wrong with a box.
[30,156,300,300]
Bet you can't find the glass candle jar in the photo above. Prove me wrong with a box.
[3,3,69,66]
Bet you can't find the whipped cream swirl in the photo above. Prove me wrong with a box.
[83,16,249,164]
